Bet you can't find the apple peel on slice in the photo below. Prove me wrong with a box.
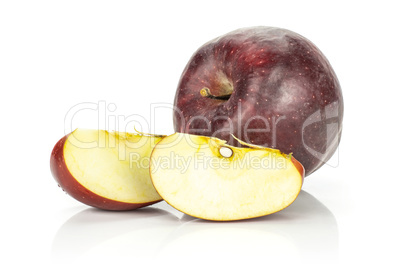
[50,128,164,210]
[150,133,304,221]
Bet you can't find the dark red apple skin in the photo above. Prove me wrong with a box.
[174,27,343,176]
[50,134,161,211]
[291,156,305,185]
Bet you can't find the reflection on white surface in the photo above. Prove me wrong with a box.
[52,191,338,267]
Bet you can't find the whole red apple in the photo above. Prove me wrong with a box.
[173,27,343,176]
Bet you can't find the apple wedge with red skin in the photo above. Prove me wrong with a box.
[50,129,163,210]
[174,26,343,176]
[150,133,304,221]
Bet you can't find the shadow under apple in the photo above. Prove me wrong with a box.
[51,191,338,266]
[156,190,339,266]
[51,205,184,264]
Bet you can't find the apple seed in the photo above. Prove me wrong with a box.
[219,146,233,158]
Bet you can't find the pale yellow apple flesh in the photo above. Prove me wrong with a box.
[55,129,163,209]
[150,133,304,221]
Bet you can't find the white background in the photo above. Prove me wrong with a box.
[1,1,401,267]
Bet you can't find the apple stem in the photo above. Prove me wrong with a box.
[200,87,231,100]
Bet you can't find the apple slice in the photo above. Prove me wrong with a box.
[150,133,304,221]
[50,129,164,210]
